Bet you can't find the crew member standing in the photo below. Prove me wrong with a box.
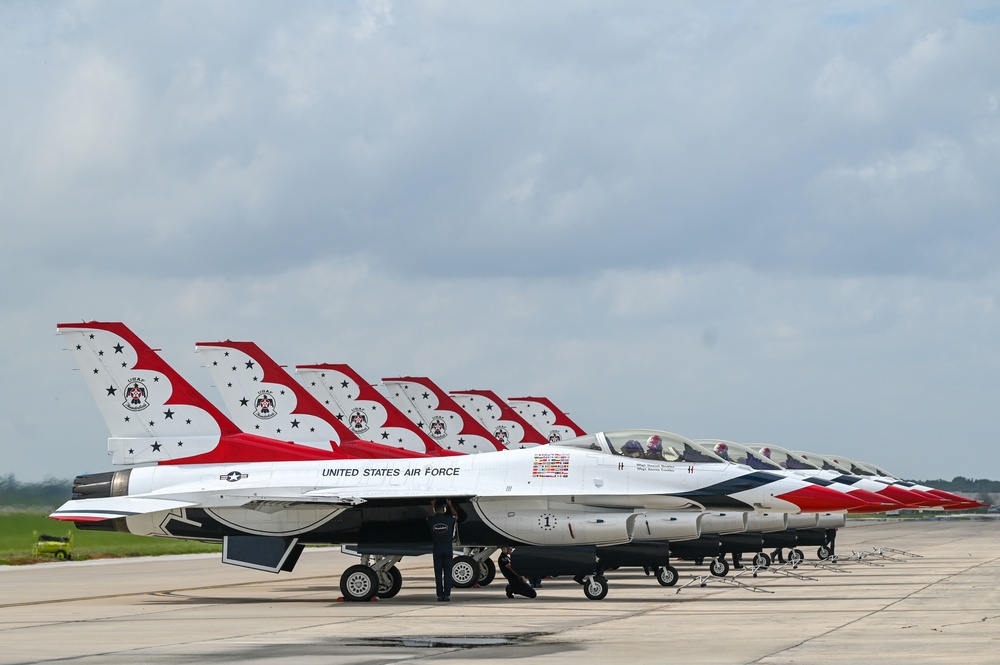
[427,499,458,601]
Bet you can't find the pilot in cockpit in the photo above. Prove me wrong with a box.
[644,435,666,461]
[714,442,730,461]
[621,440,644,458]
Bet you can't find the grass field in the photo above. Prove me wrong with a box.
[0,511,221,565]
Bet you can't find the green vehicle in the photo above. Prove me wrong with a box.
[32,531,73,560]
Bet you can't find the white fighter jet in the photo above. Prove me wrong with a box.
[50,322,864,601]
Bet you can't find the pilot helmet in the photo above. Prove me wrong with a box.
[761,447,771,458]
[621,440,643,455]
[714,442,728,456]
[646,435,663,452]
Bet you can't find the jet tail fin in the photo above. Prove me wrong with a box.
[196,341,360,451]
[507,396,587,441]
[450,389,548,449]
[382,377,504,453]
[57,322,243,465]
[296,364,460,456]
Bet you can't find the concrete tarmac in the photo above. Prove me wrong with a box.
[1,519,998,664]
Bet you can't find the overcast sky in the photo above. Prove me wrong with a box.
[2,1,999,483]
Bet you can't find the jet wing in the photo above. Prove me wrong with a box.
[50,496,200,522]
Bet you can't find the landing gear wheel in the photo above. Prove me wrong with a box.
[788,548,805,565]
[656,565,679,587]
[340,565,378,602]
[377,566,403,599]
[752,552,771,569]
[477,557,497,586]
[451,555,479,589]
[583,575,609,600]
[709,557,730,577]
[817,545,832,560]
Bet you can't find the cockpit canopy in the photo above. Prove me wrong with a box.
[695,439,783,471]
[551,429,726,464]
[743,443,819,471]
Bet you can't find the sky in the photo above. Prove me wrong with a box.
[2,1,999,483]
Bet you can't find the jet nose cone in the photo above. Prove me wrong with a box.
[777,485,867,513]
[875,484,927,508]
[848,488,904,513]
[924,489,981,510]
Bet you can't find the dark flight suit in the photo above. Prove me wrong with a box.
[498,551,537,599]
[427,513,456,600]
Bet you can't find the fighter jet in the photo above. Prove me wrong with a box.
[50,322,862,601]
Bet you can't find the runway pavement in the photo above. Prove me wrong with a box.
[1,519,998,664]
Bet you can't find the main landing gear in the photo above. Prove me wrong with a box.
[452,547,498,588]
[339,554,405,602]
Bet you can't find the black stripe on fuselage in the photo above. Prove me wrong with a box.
[673,471,783,509]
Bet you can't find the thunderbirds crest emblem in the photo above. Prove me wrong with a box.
[253,391,277,419]
[428,416,447,439]
[349,408,369,433]
[123,379,149,411]
[548,430,562,442]
[493,425,510,447]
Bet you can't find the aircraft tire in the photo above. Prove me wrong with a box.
[583,575,609,600]
[789,548,805,565]
[817,545,831,560]
[709,557,729,577]
[377,566,403,599]
[340,565,378,602]
[477,557,497,586]
[656,565,679,587]
[451,555,479,589]
[753,552,771,569]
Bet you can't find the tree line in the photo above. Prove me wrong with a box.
[0,475,72,508]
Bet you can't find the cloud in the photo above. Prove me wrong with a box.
[2,2,1000,482]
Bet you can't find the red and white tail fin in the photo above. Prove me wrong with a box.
[296,364,457,456]
[195,341,367,452]
[450,389,548,449]
[382,377,505,453]
[506,396,588,442]
[58,321,242,465]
